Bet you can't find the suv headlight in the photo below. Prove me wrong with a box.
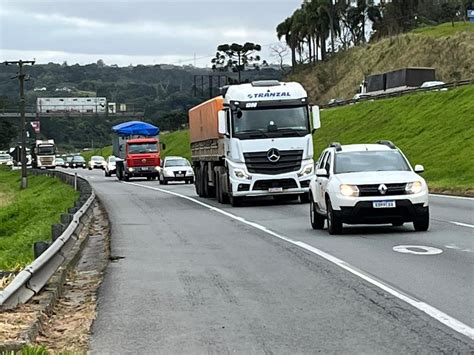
[340,184,359,197]
[298,163,314,177]
[234,168,251,180]
[406,181,423,194]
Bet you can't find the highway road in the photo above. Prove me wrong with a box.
[74,169,473,353]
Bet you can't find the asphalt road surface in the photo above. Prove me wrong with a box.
[74,169,473,353]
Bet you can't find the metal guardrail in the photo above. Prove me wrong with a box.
[321,79,474,109]
[0,171,95,308]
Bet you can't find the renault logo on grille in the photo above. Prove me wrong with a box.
[378,184,388,195]
[267,148,280,163]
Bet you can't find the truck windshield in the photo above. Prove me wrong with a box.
[38,146,55,155]
[128,143,158,153]
[232,106,309,139]
[334,151,411,174]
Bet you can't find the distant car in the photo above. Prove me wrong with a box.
[420,81,445,88]
[309,141,429,234]
[88,155,106,170]
[159,156,194,185]
[55,157,66,167]
[70,155,87,169]
[105,156,117,177]
[353,93,372,101]
[328,98,345,106]
[0,153,13,166]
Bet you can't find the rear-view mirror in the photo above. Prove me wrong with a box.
[312,105,321,131]
[316,168,328,177]
[161,143,166,150]
[414,164,424,173]
[218,110,227,135]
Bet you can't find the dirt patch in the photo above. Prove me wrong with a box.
[34,204,110,353]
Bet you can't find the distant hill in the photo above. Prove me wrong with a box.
[288,22,474,104]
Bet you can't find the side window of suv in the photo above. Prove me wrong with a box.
[317,151,328,170]
[324,152,332,175]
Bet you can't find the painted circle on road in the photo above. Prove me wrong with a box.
[393,245,443,255]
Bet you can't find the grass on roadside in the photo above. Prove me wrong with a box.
[412,21,474,37]
[0,168,79,271]
[316,86,474,195]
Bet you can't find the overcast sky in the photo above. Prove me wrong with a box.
[0,0,302,67]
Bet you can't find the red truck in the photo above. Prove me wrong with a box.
[112,121,163,181]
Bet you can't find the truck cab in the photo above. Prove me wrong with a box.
[112,121,162,181]
[189,80,320,206]
[32,140,56,169]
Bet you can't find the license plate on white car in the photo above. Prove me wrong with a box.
[268,187,283,193]
[373,201,396,208]
[176,173,184,177]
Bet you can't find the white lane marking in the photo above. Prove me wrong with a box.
[124,181,474,340]
[429,193,474,201]
[393,245,443,255]
[450,221,474,229]
[445,245,461,249]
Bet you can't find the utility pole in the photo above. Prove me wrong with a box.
[4,60,35,189]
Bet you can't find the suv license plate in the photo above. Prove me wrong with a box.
[176,173,184,177]
[373,201,396,208]
[268,187,283,193]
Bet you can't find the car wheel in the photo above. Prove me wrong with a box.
[413,208,429,232]
[310,197,325,230]
[327,199,343,235]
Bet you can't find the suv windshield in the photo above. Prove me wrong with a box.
[128,143,158,153]
[334,151,410,174]
[233,106,309,139]
[165,159,189,167]
[73,156,85,162]
[91,156,105,161]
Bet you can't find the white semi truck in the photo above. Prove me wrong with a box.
[189,80,320,206]
[32,139,56,169]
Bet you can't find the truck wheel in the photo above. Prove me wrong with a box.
[327,200,343,235]
[215,173,222,203]
[195,169,203,197]
[310,198,325,230]
[124,174,129,182]
[413,208,429,232]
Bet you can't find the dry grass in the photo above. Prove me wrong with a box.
[0,191,13,208]
[289,28,474,104]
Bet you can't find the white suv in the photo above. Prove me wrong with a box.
[309,141,429,234]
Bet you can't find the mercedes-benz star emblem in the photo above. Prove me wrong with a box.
[378,184,388,195]
[142,158,147,163]
[267,148,280,163]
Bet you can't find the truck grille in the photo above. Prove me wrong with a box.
[131,158,156,166]
[244,150,303,175]
[253,179,298,191]
[39,157,54,165]
[357,183,407,197]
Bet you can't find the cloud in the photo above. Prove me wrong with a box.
[0,0,301,65]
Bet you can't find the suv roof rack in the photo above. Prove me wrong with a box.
[251,80,281,87]
[376,140,396,149]
[329,142,342,152]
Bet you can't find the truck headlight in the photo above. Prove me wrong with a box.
[234,168,251,180]
[298,163,313,177]
[340,184,359,197]
[406,181,423,194]
[128,167,135,172]
[155,166,160,171]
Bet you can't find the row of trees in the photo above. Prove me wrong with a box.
[276,0,473,69]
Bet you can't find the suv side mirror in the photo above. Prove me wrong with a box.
[316,168,328,177]
[414,164,424,173]
[312,105,321,131]
[218,110,227,135]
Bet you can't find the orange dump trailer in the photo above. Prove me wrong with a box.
[188,96,224,144]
